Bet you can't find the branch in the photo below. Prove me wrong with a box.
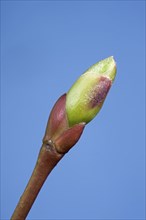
[10,56,117,219]
[11,141,63,220]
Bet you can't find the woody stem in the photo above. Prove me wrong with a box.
[10,142,63,220]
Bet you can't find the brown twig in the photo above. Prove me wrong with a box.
[10,94,85,220]
[11,141,64,220]
[10,56,117,220]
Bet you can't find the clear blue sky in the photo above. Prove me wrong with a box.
[1,1,145,219]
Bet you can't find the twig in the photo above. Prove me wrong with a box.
[10,56,117,220]
[11,141,63,220]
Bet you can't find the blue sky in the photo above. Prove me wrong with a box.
[1,1,145,219]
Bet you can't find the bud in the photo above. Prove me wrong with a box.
[44,56,117,154]
[66,56,116,126]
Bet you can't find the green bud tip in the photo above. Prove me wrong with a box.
[66,56,117,126]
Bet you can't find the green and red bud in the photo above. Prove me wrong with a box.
[43,56,116,154]
[66,56,116,126]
